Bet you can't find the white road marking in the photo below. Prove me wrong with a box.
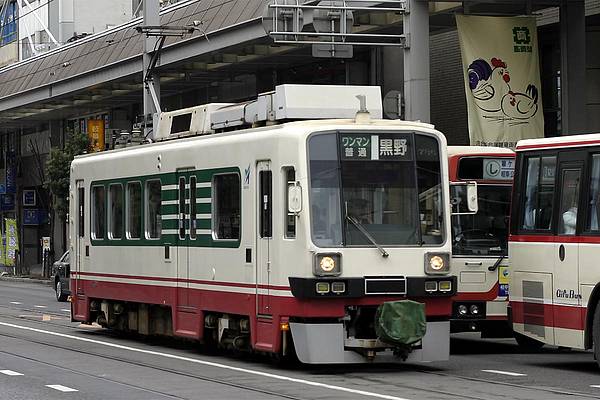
[46,385,78,393]
[0,321,410,400]
[590,385,600,388]
[33,305,47,309]
[0,370,23,376]
[61,309,71,312]
[481,369,527,377]
[9,301,22,305]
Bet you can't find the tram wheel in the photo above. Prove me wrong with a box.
[514,332,544,351]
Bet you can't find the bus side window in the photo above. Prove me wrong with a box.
[587,154,600,232]
[520,155,557,231]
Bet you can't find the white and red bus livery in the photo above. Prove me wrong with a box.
[69,85,458,364]
[448,146,514,334]
[510,133,600,356]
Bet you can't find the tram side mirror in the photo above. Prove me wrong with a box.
[288,183,302,214]
[450,182,478,215]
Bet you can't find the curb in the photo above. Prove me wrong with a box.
[0,276,53,286]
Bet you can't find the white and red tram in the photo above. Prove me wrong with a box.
[448,146,514,335]
[69,85,459,363]
[509,133,600,358]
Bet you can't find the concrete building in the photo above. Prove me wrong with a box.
[0,0,135,67]
[0,0,597,274]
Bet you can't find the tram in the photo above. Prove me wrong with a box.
[509,133,600,358]
[69,85,462,364]
[448,146,514,335]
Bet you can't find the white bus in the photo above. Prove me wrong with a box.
[449,146,514,335]
[509,133,600,357]
[69,85,463,364]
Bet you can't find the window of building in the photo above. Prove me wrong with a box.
[146,180,162,239]
[284,168,296,239]
[0,1,17,46]
[109,184,124,240]
[520,155,557,231]
[127,182,142,239]
[213,174,240,240]
[91,186,105,239]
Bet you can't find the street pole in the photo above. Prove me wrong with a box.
[403,0,430,123]
[143,0,161,141]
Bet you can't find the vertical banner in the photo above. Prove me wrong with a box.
[87,119,105,152]
[457,15,544,148]
[5,218,18,267]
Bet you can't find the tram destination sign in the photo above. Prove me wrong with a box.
[340,133,413,161]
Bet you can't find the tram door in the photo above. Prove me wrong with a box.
[75,180,85,295]
[256,161,273,315]
[176,171,195,308]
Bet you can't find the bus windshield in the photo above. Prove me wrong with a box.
[309,131,444,247]
[451,185,511,256]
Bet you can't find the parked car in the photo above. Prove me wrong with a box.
[52,251,70,302]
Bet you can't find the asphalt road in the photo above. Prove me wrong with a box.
[1,280,600,400]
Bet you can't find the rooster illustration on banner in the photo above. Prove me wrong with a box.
[467,57,539,125]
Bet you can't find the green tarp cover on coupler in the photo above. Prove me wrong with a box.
[375,300,426,346]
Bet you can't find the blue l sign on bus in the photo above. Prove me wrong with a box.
[483,158,514,180]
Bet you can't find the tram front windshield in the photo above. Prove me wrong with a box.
[309,131,444,247]
[451,185,511,256]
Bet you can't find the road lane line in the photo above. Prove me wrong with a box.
[0,321,410,400]
[34,305,47,308]
[590,385,600,388]
[9,302,22,305]
[61,309,71,312]
[46,385,78,392]
[482,370,527,377]
[0,370,23,376]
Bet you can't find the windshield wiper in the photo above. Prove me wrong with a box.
[346,215,389,258]
[488,255,506,271]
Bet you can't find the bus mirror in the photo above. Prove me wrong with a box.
[288,183,302,214]
[451,182,478,215]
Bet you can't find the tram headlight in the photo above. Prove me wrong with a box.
[314,253,341,276]
[425,253,450,275]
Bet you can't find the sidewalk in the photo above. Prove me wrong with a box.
[0,263,53,286]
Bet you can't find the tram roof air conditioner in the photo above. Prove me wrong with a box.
[154,84,383,141]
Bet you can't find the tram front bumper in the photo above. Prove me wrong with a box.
[289,321,450,364]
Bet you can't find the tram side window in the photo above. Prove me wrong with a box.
[213,174,241,240]
[127,182,142,239]
[284,168,296,239]
[587,155,600,232]
[109,184,124,240]
[78,187,85,238]
[520,155,557,231]
[91,186,105,240]
[146,180,162,239]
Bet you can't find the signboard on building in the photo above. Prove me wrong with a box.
[88,119,105,152]
[23,209,47,225]
[456,15,544,148]
[5,152,16,193]
[23,189,36,206]
[0,194,15,211]
[5,218,18,267]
